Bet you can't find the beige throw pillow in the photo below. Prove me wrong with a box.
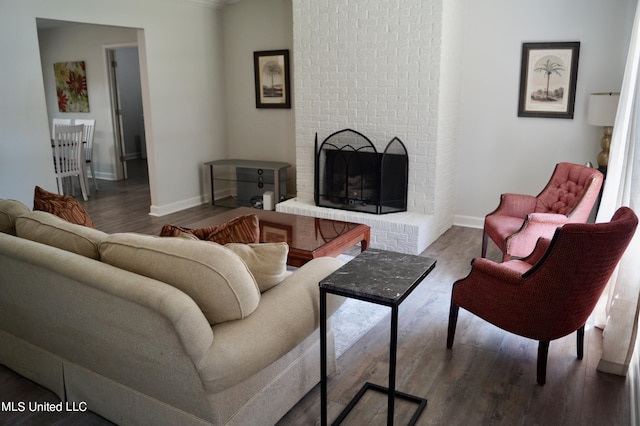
[100,233,261,325]
[0,199,30,235]
[15,211,107,259]
[225,242,290,292]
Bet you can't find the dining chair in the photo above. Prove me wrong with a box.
[74,119,98,193]
[52,124,88,201]
[51,118,72,139]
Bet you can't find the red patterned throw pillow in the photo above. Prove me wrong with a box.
[33,186,95,228]
[160,214,259,244]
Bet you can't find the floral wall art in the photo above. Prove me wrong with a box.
[54,61,90,112]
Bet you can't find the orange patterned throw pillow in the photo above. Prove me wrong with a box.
[33,186,95,228]
[160,214,259,244]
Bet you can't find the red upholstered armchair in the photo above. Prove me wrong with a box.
[482,162,603,262]
[448,207,638,385]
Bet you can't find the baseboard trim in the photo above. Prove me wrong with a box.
[124,152,142,161]
[596,358,628,376]
[149,195,207,217]
[93,171,116,181]
[453,214,483,229]
[631,347,640,425]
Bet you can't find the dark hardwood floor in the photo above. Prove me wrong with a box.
[78,159,230,235]
[1,162,631,425]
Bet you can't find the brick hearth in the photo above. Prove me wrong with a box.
[276,198,436,255]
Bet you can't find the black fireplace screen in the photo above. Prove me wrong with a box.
[314,129,408,214]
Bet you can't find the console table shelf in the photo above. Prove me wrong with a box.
[205,159,290,209]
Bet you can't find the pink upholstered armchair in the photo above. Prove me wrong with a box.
[448,207,638,385]
[482,162,603,262]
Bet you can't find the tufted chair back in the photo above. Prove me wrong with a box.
[482,162,603,261]
[534,162,602,220]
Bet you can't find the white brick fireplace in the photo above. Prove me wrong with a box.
[277,0,463,254]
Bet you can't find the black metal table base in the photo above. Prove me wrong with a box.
[332,382,427,426]
[320,249,436,426]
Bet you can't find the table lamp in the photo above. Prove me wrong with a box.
[587,92,620,170]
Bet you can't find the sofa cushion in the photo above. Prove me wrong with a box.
[33,186,95,228]
[225,242,290,292]
[100,233,261,325]
[159,214,259,244]
[0,199,30,235]
[15,211,108,260]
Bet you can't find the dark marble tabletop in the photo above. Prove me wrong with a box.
[320,248,436,306]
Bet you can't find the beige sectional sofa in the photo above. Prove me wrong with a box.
[0,199,345,425]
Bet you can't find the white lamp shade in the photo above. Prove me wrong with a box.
[587,92,620,126]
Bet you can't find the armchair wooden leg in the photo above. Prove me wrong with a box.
[481,232,489,258]
[447,303,459,348]
[537,341,549,386]
[577,325,585,360]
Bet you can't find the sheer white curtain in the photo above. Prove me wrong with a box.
[595,0,640,376]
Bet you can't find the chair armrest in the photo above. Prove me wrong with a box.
[525,212,570,225]
[466,257,523,285]
[504,213,569,258]
[520,237,552,267]
[512,212,569,244]
[488,193,537,218]
[452,258,525,311]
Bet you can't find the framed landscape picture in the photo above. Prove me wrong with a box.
[518,42,580,119]
[253,50,291,109]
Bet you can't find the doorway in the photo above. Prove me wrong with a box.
[37,19,150,187]
[106,45,147,180]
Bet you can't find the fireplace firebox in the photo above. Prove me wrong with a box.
[314,129,408,214]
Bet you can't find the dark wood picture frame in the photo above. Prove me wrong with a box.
[518,42,580,119]
[253,49,291,109]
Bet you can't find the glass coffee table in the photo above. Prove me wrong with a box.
[186,207,370,267]
[320,248,437,425]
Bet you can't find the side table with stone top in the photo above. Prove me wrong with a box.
[320,248,437,426]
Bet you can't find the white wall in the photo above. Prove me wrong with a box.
[222,0,296,194]
[0,0,226,215]
[455,0,636,227]
[436,0,464,233]
[38,24,138,181]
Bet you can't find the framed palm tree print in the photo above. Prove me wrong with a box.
[253,50,291,109]
[518,42,580,119]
